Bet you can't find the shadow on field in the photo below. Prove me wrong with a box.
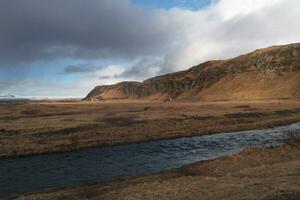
[101,116,145,127]
[265,191,300,200]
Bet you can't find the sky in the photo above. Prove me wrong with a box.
[0,0,300,98]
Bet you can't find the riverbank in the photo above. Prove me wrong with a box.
[1,99,300,157]
[9,144,300,200]
[3,122,298,199]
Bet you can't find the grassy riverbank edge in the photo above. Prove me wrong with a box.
[1,115,300,158]
[7,142,300,200]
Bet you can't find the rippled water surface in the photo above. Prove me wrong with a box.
[1,122,300,198]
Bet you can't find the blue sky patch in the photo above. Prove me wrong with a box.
[130,0,212,10]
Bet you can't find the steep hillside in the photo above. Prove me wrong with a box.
[84,43,300,101]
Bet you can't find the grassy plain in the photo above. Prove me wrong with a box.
[1,99,300,157]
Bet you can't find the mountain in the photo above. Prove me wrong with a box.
[84,43,300,101]
[0,94,16,99]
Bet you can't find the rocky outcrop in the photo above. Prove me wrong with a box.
[84,43,300,101]
[84,82,142,100]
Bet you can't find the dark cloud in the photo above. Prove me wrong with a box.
[64,65,97,74]
[120,58,161,79]
[98,75,112,79]
[0,0,176,65]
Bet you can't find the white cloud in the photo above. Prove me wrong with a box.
[159,0,300,72]
[213,0,284,20]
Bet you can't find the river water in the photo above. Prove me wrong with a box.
[1,122,300,199]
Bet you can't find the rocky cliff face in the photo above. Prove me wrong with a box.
[84,43,300,101]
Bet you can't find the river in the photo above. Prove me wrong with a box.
[1,122,300,199]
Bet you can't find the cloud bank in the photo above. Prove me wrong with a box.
[0,0,177,64]
[0,0,300,97]
[64,65,97,74]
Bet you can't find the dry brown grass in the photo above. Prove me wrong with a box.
[1,99,300,157]
[101,116,145,127]
[283,130,300,147]
[264,191,300,200]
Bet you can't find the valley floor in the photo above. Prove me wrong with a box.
[10,144,300,200]
[1,98,300,157]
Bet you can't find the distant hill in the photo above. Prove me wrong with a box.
[0,94,16,99]
[0,94,32,103]
[84,43,300,101]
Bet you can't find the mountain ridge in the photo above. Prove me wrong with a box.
[84,43,300,101]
